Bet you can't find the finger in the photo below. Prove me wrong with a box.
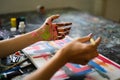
[47,14,60,22]
[57,35,65,40]
[58,32,65,36]
[94,37,102,47]
[56,22,72,27]
[77,33,93,43]
[64,31,69,35]
[58,31,69,36]
[57,27,71,32]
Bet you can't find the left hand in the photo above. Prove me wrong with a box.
[40,14,72,40]
[55,34,101,65]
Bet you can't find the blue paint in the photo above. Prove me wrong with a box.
[88,60,107,73]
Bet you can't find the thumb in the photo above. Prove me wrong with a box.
[94,37,102,47]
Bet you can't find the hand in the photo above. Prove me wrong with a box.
[40,14,72,40]
[56,33,101,65]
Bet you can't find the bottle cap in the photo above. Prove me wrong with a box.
[11,18,16,21]
[10,27,16,32]
[19,21,25,25]
[19,21,25,28]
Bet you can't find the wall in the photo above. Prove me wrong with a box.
[93,0,104,16]
[0,0,96,14]
[104,0,120,22]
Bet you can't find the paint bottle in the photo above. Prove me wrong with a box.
[17,17,26,29]
[10,27,17,37]
[18,21,25,33]
[20,17,26,22]
[10,18,17,28]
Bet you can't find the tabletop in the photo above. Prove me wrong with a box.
[0,7,120,80]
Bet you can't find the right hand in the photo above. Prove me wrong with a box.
[56,34,101,65]
[39,14,72,40]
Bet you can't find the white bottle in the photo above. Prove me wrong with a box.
[10,27,17,37]
[18,21,25,33]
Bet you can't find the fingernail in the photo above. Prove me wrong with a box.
[87,33,93,37]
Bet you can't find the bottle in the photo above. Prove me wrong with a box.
[18,21,25,34]
[10,18,17,28]
[10,27,17,37]
[17,17,26,29]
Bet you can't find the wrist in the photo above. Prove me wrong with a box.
[35,25,52,41]
[54,48,68,64]
[53,55,67,68]
[31,27,44,41]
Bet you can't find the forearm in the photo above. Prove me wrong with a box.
[24,34,101,80]
[0,14,72,58]
[24,50,67,80]
[0,28,42,58]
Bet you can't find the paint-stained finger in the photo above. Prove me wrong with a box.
[56,23,72,27]
[47,14,60,22]
[57,35,65,40]
[58,30,70,35]
[65,31,69,35]
[58,32,65,36]
[57,27,71,32]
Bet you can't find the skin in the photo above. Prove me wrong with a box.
[24,34,101,80]
[0,14,101,80]
[0,14,71,58]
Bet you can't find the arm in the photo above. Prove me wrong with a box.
[0,29,41,58]
[24,34,101,80]
[24,50,66,80]
[0,14,72,58]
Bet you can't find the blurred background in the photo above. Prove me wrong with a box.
[0,1,120,80]
[0,0,120,22]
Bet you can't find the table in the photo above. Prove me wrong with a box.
[0,7,120,80]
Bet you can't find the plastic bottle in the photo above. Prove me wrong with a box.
[18,21,25,33]
[10,18,17,28]
[10,27,17,37]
